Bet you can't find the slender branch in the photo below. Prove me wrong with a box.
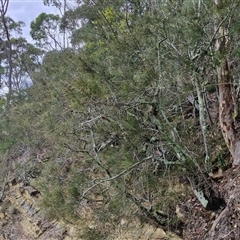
[206,13,229,52]
[0,0,8,16]
[63,143,89,153]
[80,115,103,126]
[79,155,152,201]
[193,76,211,171]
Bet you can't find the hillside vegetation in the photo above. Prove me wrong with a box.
[1,0,240,239]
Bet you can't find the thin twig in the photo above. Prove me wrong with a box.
[79,155,152,201]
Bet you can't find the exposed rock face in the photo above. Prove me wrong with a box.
[110,218,182,240]
[0,179,182,240]
[0,181,79,240]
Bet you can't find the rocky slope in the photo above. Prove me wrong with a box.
[0,178,182,240]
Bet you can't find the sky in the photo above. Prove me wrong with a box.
[0,1,57,95]
[8,0,57,41]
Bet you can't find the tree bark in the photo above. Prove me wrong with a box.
[214,1,240,165]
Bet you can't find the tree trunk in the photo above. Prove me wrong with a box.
[0,0,12,110]
[214,1,240,166]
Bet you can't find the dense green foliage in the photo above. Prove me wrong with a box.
[1,0,240,237]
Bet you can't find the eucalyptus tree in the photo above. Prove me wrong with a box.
[30,13,63,50]
[43,0,75,48]
[31,0,76,50]
[0,0,29,110]
[10,37,44,90]
[0,22,42,93]
[0,0,14,108]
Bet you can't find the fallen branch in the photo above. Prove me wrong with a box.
[209,206,228,237]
